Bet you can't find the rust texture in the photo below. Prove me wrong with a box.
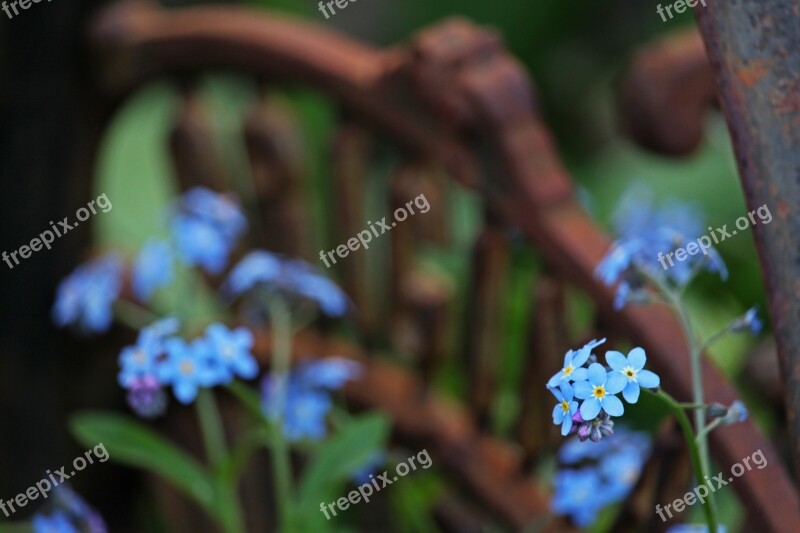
[619,29,717,156]
[87,2,800,530]
[694,0,800,479]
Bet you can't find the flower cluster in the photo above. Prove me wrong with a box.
[548,340,660,438]
[551,429,651,526]
[595,187,727,310]
[262,358,361,442]
[118,317,258,413]
[33,484,106,533]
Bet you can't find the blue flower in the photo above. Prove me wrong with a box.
[731,307,762,335]
[203,323,258,383]
[261,358,361,442]
[226,251,350,317]
[33,511,79,533]
[595,186,728,309]
[552,429,651,527]
[573,363,627,420]
[551,383,579,436]
[550,468,608,527]
[168,188,247,274]
[719,400,748,425]
[157,337,223,403]
[132,239,174,301]
[52,255,123,335]
[118,317,180,388]
[170,215,232,274]
[605,347,660,404]
[181,187,247,241]
[547,338,605,388]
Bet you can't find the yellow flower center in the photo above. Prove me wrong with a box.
[561,400,570,413]
[624,367,636,380]
[563,364,574,377]
[180,361,195,375]
[593,386,606,399]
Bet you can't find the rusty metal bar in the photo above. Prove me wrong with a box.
[694,0,800,479]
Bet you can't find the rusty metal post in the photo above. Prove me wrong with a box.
[695,0,800,477]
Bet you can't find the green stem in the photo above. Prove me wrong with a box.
[266,296,296,533]
[196,390,246,533]
[647,389,719,532]
[113,299,161,330]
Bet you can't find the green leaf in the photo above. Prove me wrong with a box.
[297,412,390,512]
[70,412,216,515]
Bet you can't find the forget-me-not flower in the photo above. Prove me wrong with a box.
[52,254,123,335]
[157,337,223,403]
[550,383,579,436]
[262,358,361,441]
[547,338,606,388]
[573,363,627,420]
[226,250,349,317]
[605,347,660,404]
[118,317,180,388]
[203,322,258,383]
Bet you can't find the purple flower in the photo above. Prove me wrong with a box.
[573,363,626,420]
[605,347,660,404]
[52,255,123,335]
[132,239,174,301]
[126,375,168,419]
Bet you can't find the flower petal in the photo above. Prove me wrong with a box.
[605,351,628,371]
[571,367,589,382]
[636,369,660,388]
[553,404,564,424]
[628,347,647,371]
[580,398,602,421]
[588,363,606,386]
[572,348,590,367]
[622,381,640,404]
[547,373,563,389]
[573,380,593,399]
[605,372,627,394]
[549,386,564,402]
[560,382,574,401]
[601,394,624,417]
[563,350,573,367]
[561,416,573,436]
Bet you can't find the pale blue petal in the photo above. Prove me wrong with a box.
[637,370,660,388]
[628,347,647,371]
[605,372,627,394]
[547,373,563,388]
[601,394,624,416]
[573,380,593,399]
[580,398,601,420]
[622,381,640,404]
[561,416,573,436]
[572,347,590,367]
[549,386,564,402]
[572,367,589,381]
[605,351,628,371]
[560,382,574,401]
[553,404,564,424]
[588,363,606,386]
